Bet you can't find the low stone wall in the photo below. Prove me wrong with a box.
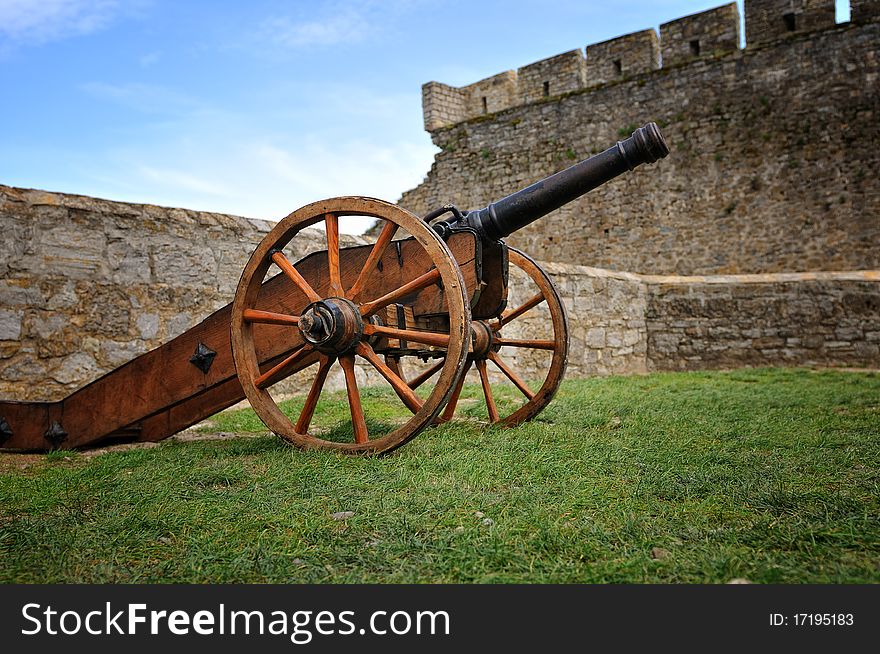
[534,263,648,377]
[643,272,880,370]
[532,265,880,375]
[0,185,366,401]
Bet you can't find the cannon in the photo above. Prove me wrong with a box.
[0,123,668,454]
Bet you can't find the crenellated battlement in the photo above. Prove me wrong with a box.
[422,0,880,132]
[745,0,835,46]
[585,29,660,88]
[660,3,740,66]
[518,49,586,104]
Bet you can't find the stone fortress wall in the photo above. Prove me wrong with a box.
[403,0,880,276]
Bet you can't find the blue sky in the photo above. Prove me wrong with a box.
[0,1,852,232]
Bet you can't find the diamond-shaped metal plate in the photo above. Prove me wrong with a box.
[0,416,12,446]
[189,342,217,374]
[44,421,68,448]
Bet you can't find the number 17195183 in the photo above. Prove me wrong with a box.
[770,613,854,627]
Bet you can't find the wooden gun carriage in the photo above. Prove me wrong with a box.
[0,123,668,454]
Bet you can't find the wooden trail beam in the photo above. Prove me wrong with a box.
[0,233,481,451]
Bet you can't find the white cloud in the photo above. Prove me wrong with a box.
[139,50,160,67]
[259,8,366,49]
[250,138,432,201]
[136,165,234,197]
[0,0,122,45]
[76,134,437,234]
[80,81,205,115]
[48,67,436,234]
[250,0,422,52]
[202,136,438,231]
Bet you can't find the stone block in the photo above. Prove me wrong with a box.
[51,352,98,385]
[167,312,194,339]
[37,223,104,280]
[835,326,863,341]
[28,312,65,339]
[99,340,148,367]
[136,313,160,340]
[43,280,79,310]
[0,280,41,306]
[0,309,23,340]
[0,216,32,277]
[802,334,824,348]
[605,330,624,348]
[108,240,151,284]
[81,286,133,336]
[854,342,880,358]
[0,354,48,382]
[152,240,217,288]
[586,327,605,348]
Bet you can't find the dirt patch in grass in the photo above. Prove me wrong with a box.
[0,453,44,473]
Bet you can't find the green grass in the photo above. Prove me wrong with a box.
[1,368,878,583]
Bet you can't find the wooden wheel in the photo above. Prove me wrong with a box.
[389,247,568,428]
[231,197,471,454]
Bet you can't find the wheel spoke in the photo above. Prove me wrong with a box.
[385,355,403,379]
[255,343,313,390]
[242,309,300,327]
[441,361,471,421]
[359,268,441,317]
[325,213,344,297]
[356,342,423,413]
[488,351,535,400]
[339,354,368,444]
[348,220,399,301]
[363,323,450,348]
[493,337,556,351]
[476,359,500,423]
[493,292,545,330]
[408,358,445,390]
[295,355,335,434]
[271,250,321,303]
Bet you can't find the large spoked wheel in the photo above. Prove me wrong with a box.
[392,247,569,428]
[231,197,471,454]
[479,247,568,427]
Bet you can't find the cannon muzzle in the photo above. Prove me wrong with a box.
[438,122,669,241]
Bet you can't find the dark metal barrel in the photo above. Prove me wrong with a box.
[465,122,668,241]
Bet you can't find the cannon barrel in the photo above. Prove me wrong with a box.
[444,122,669,241]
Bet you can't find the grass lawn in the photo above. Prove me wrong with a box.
[1,368,878,583]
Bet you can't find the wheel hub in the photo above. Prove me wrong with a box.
[471,320,495,358]
[298,297,363,354]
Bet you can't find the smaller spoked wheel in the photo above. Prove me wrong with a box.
[230,197,470,454]
[390,247,569,428]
